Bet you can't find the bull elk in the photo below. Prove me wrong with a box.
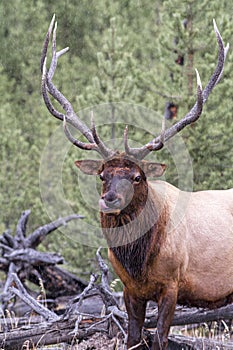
[41,16,233,350]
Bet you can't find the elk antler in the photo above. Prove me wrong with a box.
[41,15,114,159]
[124,20,229,160]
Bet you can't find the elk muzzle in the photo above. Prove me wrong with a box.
[99,178,134,214]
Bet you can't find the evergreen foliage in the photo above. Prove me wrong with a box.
[0,0,232,274]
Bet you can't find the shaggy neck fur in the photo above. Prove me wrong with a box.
[101,184,164,280]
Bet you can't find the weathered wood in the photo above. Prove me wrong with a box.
[168,334,233,350]
[0,249,128,350]
[0,316,109,350]
[25,214,84,248]
[1,241,232,349]
[5,248,64,265]
[65,273,99,316]
[4,291,232,330]
[9,273,59,321]
[96,248,119,309]
[28,265,87,298]
[145,304,233,328]
[1,312,232,350]
[0,267,126,349]
[1,278,232,349]
[0,210,87,303]
[15,209,30,245]
[2,231,15,249]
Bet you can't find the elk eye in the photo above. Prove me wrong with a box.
[99,173,104,181]
[134,175,142,183]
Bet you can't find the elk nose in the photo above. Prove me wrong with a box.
[103,191,122,208]
[104,190,116,202]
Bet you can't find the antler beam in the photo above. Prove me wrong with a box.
[124,20,229,160]
[42,17,228,161]
[41,15,114,158]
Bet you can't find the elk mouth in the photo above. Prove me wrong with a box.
[99,199,121,215]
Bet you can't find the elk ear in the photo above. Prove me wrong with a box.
[140,161,166,177]
[75,160,104,175]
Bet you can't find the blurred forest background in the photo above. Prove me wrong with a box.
[0,0,232,277]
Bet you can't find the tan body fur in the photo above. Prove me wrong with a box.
[42,16,230,350]
[109,181,233,306]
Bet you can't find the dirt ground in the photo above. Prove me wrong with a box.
[77,333,125,350]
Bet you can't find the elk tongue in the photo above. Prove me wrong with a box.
[99,199,120,215]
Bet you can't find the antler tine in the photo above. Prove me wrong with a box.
[125,21,228,160]
[41,16,113,158]
[124,125,164,159]
[41,14,55,73]
[203,19,229,102]
[48,20,69,81]
[124,125,163,159]
[91,112,114,158]
[42,57,65,121]
[124,125,130,154]
[63,115,100,152]
[42,16,94,141]
[127,69,203,160]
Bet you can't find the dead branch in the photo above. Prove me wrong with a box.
[0,316,109,350]
[0,251,127,350]
[1,314,232,350]
[0,290,232,350]
[145,304,233,328]
[4,248,63,265]
[0,245,232,350]
[65,273,99,317]
[96,247,119,309]
[0,210,87,305]
[168,334,233,350]
[8,273,58,321]
[25,214,84,249]
[15,210,30,246]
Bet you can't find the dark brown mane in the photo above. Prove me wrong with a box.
[42,18,230,350]
[101,188,164,280]
[110,227,158,280]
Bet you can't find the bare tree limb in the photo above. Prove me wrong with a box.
[0,316,109,350]
[5,248,64,265]
[15,210,31,247]
[0,267,232,350]
[1,231,15,249]
[64,273,99,318]
[145,304,233,327]
[168,334,233,350]
[0,211,86,300]
[25,214,84,249]
[8,273,59,321]
[96,247,119,309]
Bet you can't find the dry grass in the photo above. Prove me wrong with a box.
[170,320,233,349]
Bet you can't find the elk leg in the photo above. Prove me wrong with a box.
[124,288,147,349]
[153,284,178,350]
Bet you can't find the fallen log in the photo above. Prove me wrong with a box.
[0,248,232,350]
[1,312,232,350]
[28,265,88,298]
[0,316,109,350]
[2,301,232,333]
[0,210,87,308]
[145,304,233,328]
[0,252,127,350]
[168,334,233,350]
[1,309,232,350]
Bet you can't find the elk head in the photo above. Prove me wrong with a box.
[41,15,228,216]
[75,155,166,215]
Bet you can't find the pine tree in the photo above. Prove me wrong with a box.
[0,0,232,275]
[76,16,144,149]
[144,0,233,190]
